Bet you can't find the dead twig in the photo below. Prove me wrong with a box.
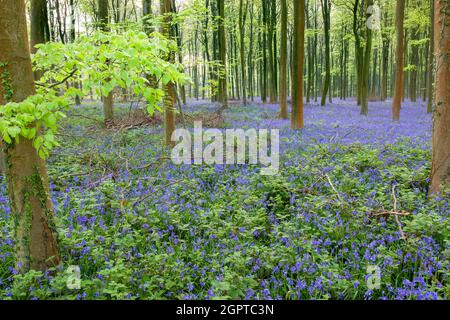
[325,173,344,204]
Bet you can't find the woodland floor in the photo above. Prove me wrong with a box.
[0,98,448,300]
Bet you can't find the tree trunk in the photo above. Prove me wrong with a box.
[30,0,50,81]
[98,0,114,121]
[426,0,434,113]
[70,0,82,106]
[161,0,176,146]
[381,33,389,101]
[0,148,4,175]
[392,0,405,121]
[352,0,363,106]
[239,0,247,105]
[30,0,50,54]
[279,0,288,119]
[360,0,373,116]
[430,0,450,194]
[217,0,228,107]
[261,4,268,103]
[409,28,419,103]
[267,0,276,103]
[320,0,331,106]
[172,0,187,105]
[0,0,60,273]
[291,0,305,129]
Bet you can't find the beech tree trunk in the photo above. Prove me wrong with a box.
[239,0,247,105]
[217,0,228,107]
[320,0,331,106]
[427,0,434,114]
[98,0,114,122]
[360,0,373,116]
[30,0,50,54]
[392,0,405,121]
[291,0,305,129]
[279,0,288,119]
[0,0,60,272]
[161,0,176,146]
[430,0,450,194]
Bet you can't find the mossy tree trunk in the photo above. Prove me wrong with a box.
[0,0,60,273]
[430,0,450,194]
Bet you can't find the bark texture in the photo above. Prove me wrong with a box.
[291,0,305,129]
[0,0,60,272]
[392,0,405,121]
[430,0,450,194]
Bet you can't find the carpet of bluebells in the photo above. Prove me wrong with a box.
[0,98,448,300]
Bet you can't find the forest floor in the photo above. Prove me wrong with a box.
[0,99,448,300]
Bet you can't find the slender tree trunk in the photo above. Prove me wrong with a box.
[248,2,254,101]
[172,0,187,105]
[430,0,450,194]
[427,0,434,113]
[320,0,331,106]
[69,0,82,106]
[161,0,176,146]
[392,0,405,121]
[217,0,228,107]
[30,0,50,81]
[143,0,159,95]
[291,0,305,129]
[410,28,419,103]
[381,34,389,101]
[360,0,373,116]
[279,0,288,119]
[97,0,114,121]
[239,0,247,105]
[267,0,276,103]
[261,5,268,103]
[0,0,60,273]
[352,0,363,106]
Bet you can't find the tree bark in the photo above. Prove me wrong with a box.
[161,0,176,146]
[172,0,187,105]
[430,0,450,194]
[0,0,60,272]
[279,0,288,119]
[320,0,331,106]
[360,0,373,116]
[98,0,114,121]
[426,0,434,113]
[217,0,228,107]
[30,0,50,81]
[392,0,405,121]
[239,0,247,105]
[291,0,305,129]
